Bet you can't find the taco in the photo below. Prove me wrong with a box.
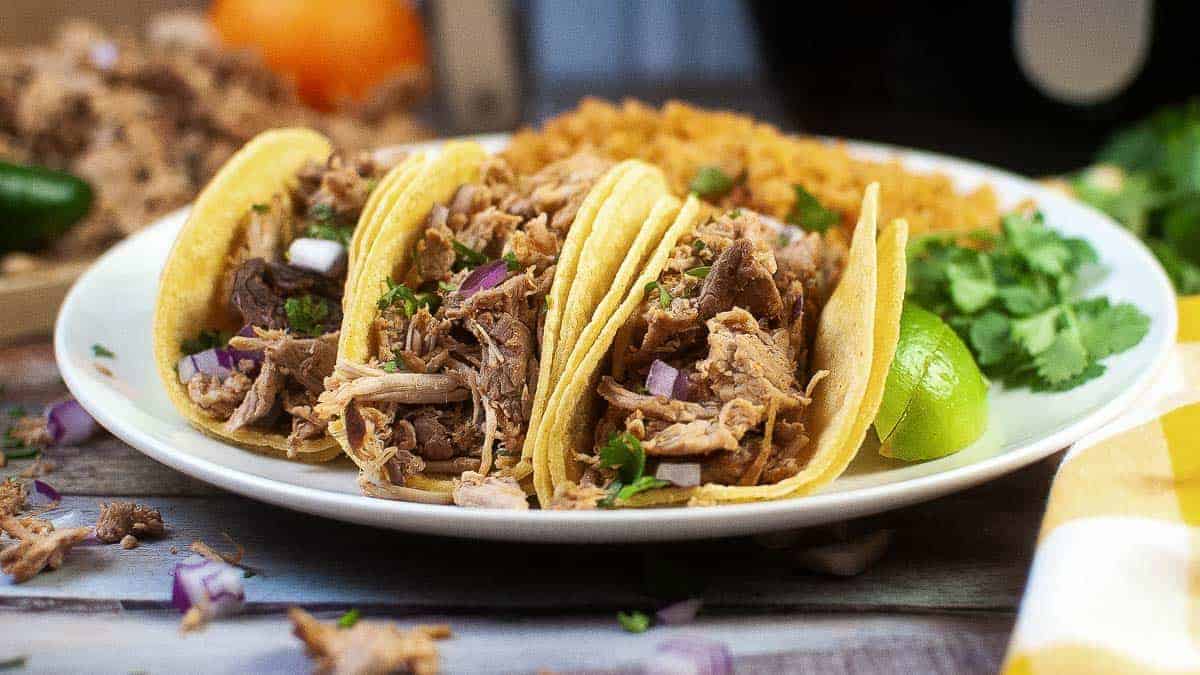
[536,183,909,508]
[316,143,672,505]
[153,128,423,461]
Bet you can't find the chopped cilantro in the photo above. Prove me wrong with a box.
[377,278,438,317]
[502,251,521,272]
[381,360,400,373]
[684,266,711,279]
[786,185,839,233]
[644,281,671,310]
[617,610,650,634]
[452,240,489,271]
[305,221,353,247]
[691,239,706,254]
[309,203,336,222]
[689,166,734,199]
[906,210,1150,392]
[337,609,361,629]
[91,344,114,359]
[284,295,333,337]
[181,328,231,355]
[7,406,24,418]
[596,432,667,507]
[251,203,270,214]
[727,208,743,218]
[437,281,458,292]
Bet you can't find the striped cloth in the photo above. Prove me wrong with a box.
[1003,295,1200,674]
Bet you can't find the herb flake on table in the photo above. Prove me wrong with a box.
[617,610,651,634]
[907,210,1150,391]
[337,609,361,629]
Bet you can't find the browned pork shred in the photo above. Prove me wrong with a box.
[183,155,385,453]
[587,210,846,501]
[318,154,611,504]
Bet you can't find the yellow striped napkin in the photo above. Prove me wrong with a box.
[1003,295,1200,674]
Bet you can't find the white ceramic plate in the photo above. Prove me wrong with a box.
[55,135,1177,542]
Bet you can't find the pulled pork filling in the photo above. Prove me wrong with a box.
[586,209,846,501]
[183,152,388,453]
[318,153,611,505]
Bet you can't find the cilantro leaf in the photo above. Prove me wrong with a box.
[684,266,711,279]
[598,432,645,484]
[786,185,839,233]
[1076,301,1151,359]
[617,610,650,634]
[337,609,361,629]
[1010,308,1060,356]
[689,167,734,199]
[305,221,353,246]
[1033,328,1089,385]
[452,240,488,271]
[377,278,437,317]
[945,257,995,313]
[968,312,1011,366]
[284,295,333,337]
[502,251,521,272]
[181,328,231,355]
[1033,362,1107,392]
[645,281,671,310]
[617,476,670,501]
[91,344,114,359]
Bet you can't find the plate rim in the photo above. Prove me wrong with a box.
[54,135,1179,543]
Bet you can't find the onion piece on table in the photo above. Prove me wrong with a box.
[654,463,701,488]
[458,259,509,298]
[655,598,703,626]
[27,479,61,508]
[46,399,99,446]
[646,359,689,400]
[287,237,346,277]
[171,555,245,619]
[642,637,733,675]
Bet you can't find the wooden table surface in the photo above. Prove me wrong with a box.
[0,339,1052,674]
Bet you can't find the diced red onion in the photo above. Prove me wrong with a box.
[177,347,238,383]
[45,399,99,446]
[48,509,83,530]
[790,285,806,323]
[655,598,703,626]
[171,555,245,617]
[229,326,265,367]
[88,41,119,70]
[459,259,509,298]
[654,462,701,488]
[287,237,347,277]
[646,360,688,400]
[642,638,733,675]
[27,479,61,507]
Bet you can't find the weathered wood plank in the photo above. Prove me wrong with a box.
[0,452,1052,612]
[0,609,1013,675]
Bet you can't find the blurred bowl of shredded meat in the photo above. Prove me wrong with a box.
[0,11,431,341]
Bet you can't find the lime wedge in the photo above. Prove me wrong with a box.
[875,302,989,461]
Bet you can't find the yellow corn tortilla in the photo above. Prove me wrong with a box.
[152,128,341,461]
[337,141,489,361]
[525,163,671,500]
[347,152,428,299]
[601,183,903,507]
[514,161,647,479]
[532,194,702,505]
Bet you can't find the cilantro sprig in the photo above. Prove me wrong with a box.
[907,211,1149,391]
[644,281,672,310]
[597,432,668,507]
[786,185,839,233]
[181,328,231,355]
[284,295,335,337]
[377,278,439,317]
[1070,100,1200,294]
[451,240,489,271]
